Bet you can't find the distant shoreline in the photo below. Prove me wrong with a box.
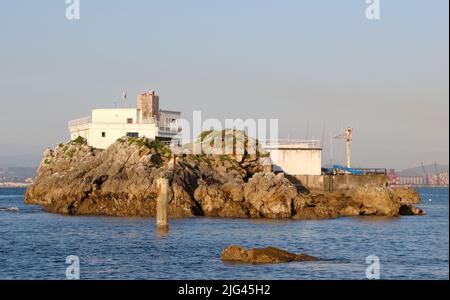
[0,183,31,189]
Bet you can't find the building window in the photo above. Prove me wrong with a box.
[126,132,139,138]
[127,118,133,124]
[102,132,106,138]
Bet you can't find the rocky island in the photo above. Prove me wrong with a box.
[25,134,423,219]
[221,246,318,264]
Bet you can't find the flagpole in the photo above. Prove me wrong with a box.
[123,91,128,108]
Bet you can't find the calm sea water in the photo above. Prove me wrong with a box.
[0,188,448,280]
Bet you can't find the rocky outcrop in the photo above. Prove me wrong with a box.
[220,245,318,264]
[393,187,422,204]
[25,137,282,218]
[293,186,402,219]
[243,173,298,218]
[26,138,169,217]
[25,136,424,219]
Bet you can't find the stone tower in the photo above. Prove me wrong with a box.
[137,91,160,123]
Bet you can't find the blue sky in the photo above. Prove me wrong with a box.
[0,0,448,169]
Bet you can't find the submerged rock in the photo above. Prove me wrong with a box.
[220,245,318,264]
[0,207,19,212]
[399,204,426,216]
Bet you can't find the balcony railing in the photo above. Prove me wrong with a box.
[158,126,183,133]
[260,139,322,149]
[68,116,180,133]
[68,116,92,127]
[69,117,160,127]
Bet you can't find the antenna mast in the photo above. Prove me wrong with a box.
[335,127,353,168]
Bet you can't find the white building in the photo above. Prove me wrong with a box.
[262,140,322,176]
[69,91,181,149]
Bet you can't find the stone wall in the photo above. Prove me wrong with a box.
[292,174,390,191]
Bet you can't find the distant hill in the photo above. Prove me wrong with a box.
[0,154,42,168]
[0,154,40,182]
[4,167,37,178]
[397,164,449,177]
[0,166,37,182]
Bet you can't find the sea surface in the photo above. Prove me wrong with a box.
[0,187,448,280]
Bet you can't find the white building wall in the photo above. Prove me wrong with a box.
[159,110,180,129]
[266,147,322,176]
[158,110,182,140]
[70,123,157,149]
[69,98,181,149]
[69,108,158,149]
[92,108,138,124]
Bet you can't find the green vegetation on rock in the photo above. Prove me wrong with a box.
[72,136,87,145]
[199,130,214,142]
[124,137,172,157]
[65,148,76,158]
[128,137,149,148]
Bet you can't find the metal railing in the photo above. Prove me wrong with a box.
[69,117,161,127]
[158,126,182,133]
[68,116,92,127]
[260,139,322,149]
[354,168,387,175]
[325,166,387,175]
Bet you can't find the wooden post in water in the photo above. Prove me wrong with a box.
[156,178,169,229]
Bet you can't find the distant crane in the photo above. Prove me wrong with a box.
[421,162,429,186]
[434,161,440,185]
[335,128,353,168]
